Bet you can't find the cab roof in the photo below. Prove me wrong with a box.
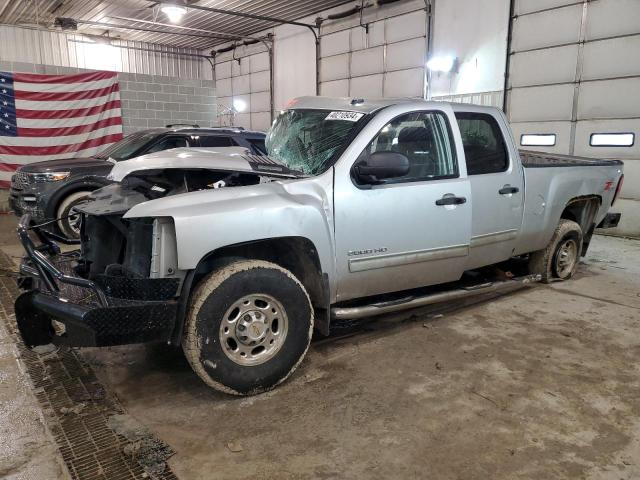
[286,96,502,116]
[285,96,412,114]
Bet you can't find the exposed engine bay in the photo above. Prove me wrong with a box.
[109,168,263,202]
[75,167,272,281]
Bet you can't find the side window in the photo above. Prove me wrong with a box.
[361,111,458,183]
[145,136,189,154]
[199,136,236,148]
[455,112,509,175]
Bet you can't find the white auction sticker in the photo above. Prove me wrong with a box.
[325,111,365,122]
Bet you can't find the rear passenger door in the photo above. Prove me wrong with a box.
[454,109,524,270]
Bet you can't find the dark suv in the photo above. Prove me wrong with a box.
[9,125,266,238]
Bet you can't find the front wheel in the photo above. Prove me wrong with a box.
[528,219,583,283]
[183,260,314,395]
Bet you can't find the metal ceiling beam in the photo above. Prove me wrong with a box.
[185,3,317,31]
[62,17,267,44]
[109,15,262,41]
[70,36,214,59]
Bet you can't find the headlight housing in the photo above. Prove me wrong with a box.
[30,171,71,183]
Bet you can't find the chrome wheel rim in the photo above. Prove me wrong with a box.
[555,238,578,277]
[68,206,82,234]
[219,294,289,366]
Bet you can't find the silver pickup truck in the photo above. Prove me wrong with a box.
[15,97,624,395]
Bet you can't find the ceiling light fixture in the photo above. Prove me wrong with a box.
[161,2,187,23]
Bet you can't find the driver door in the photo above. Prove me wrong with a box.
[333,109,472,302]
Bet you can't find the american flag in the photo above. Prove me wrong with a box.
[0,70,123,188]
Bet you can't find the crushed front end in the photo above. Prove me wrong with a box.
[15,212,181,348]
[13,151,293,349]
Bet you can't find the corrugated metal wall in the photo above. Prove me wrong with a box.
[0,24,205,78]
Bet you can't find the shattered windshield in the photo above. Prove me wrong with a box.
[265,109,366,176]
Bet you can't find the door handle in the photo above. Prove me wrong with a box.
[435,195,467,206]
[499,186,519,195]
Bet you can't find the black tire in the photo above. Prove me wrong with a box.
[56,191,91,239]
[528,219,583,283]
[183,260,313,395]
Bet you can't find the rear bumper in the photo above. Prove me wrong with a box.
[14,214,179,348]
[597,212,622,229]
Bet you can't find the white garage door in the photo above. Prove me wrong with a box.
[215,46,272,132]
[505,0,640,236]
[319,4,428,99]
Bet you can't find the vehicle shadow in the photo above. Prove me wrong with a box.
[81,285,536,400]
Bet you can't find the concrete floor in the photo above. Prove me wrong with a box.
[0,306,70,480]
[1,213,639,479]
[0,215,70,480]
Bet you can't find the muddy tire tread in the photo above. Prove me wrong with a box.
[529,219,582,283]
[183,259,313,395]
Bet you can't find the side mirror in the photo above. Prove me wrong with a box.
[354,151,410,184]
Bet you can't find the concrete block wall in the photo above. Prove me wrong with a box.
[0,61,217,135]
[118,72,216,134]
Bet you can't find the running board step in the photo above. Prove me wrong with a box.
[330,274,542,320]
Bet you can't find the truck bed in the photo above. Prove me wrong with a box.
[519,150,623,168]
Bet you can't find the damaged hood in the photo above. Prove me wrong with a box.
[106,147,304,181]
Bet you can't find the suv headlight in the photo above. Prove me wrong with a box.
[31,171,71,183]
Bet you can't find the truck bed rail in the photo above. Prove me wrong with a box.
[520,150,623,168]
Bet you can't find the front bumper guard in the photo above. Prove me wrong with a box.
[17,214,104,304]
[15,214,178,347]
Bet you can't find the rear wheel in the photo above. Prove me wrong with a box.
[528,219,583,283]
[56,191,91,239]
[183,260,313,395]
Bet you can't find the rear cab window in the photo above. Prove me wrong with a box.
[455,112,509,175]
